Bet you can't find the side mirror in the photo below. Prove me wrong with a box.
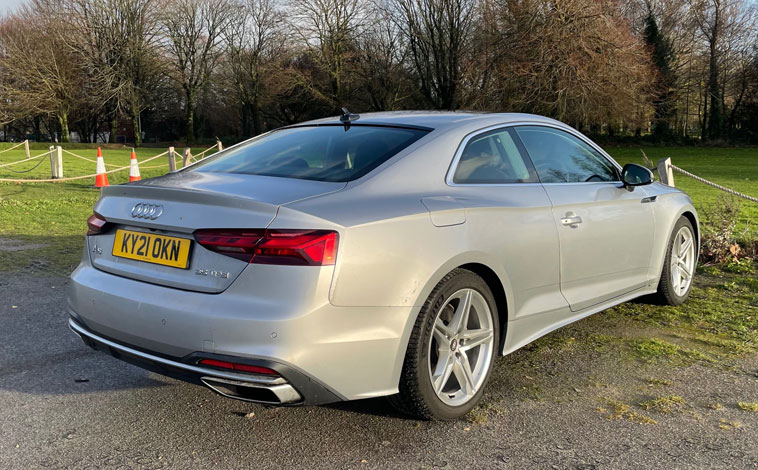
[621,163,654,191]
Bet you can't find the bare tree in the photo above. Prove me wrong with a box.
[388,0,477,109]
[225,0,284,136]
[0,8,89,141]
[688,0,756,140]
[162,0,233,144]
[289,0,363,106]
[63,0,162,145]
[354,6,412,110]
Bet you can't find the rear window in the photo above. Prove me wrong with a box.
[190,125,429,182]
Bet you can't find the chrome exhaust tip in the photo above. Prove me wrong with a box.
[201,376,302,404]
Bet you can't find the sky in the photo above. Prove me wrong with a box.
[0,0,26,15]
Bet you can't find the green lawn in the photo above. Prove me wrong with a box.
[0,142,755,368]
[609,146,758,228]
[0,143,220,274]
[0,143,756,274]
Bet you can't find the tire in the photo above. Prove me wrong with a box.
[389,268,500,420]
[653,216,697,306]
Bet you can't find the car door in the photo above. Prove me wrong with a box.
[447,126,569,320]
[514,125,656,312]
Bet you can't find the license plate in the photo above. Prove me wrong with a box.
[112,229,192,269]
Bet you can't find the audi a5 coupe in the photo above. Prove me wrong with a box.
[68,112,698,419]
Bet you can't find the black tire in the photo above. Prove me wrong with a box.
[389,268,500,420]
[652,216,697,306]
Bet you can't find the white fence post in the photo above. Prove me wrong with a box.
[217,140,223,153]
[168,146,176,171]
[56,146,63,178]
[48,146,57,178]
[183,147,191,167]
[24,139,31,159]
[657,157,674,187]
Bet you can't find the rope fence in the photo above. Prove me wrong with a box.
[655,157,758,204]
[0,141,26,155]
[0,140,224,183]
[61,148,123,168]
[0,150,47,168]
[1,144,755,203]
[669,164,758,203]
[0,149,168,183]
[0,154,49,174]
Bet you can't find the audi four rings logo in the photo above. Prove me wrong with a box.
[131,203,164,219]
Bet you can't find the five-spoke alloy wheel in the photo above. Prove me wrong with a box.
[429,288,494,406]
[655,216,697,305]
[670,225,696,297]
[391,269,499,420]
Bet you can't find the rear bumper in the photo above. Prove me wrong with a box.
[67,260,415,402]
[69,317,340,405]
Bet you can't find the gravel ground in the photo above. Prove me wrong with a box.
[1,275,757,470]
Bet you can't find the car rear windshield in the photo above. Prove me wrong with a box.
[190,124,429,182]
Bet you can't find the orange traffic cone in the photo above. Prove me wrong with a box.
[94,147,109,187]
[129,148,141,182]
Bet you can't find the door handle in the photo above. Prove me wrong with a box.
[560,213,583,226]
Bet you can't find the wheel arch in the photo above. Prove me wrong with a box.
[680,210,699,248]
[457,262,509,354]
[388,254,515,394]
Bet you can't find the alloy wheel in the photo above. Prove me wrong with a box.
[670,226,696,297]
[428,288,495,407]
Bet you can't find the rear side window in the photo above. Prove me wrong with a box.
[190,125,428,182]
[453,128,538,184]
[515,126,618,183]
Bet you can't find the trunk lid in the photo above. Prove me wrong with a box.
[88,172,345,293]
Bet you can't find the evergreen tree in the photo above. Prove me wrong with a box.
[644,12,676,137]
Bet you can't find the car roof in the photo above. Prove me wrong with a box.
[300,111,565,131]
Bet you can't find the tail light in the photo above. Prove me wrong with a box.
[198,358,279,376]
[195,229,338,266]
[86,212,108,235]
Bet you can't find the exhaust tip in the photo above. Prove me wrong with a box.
[201,376,302,404]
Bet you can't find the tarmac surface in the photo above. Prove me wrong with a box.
[1,275,757,469]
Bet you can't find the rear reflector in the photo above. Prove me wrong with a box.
[198,358,279,376]
[86,212,108,236]
[195,229,338,265]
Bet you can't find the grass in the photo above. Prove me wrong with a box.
[738,402,758,412]
[608,261,758,359]
[601,400,658,424]
[630,338,714,364]
[0,143,219,274]
[639,395,687,413]
[0,143,756,345]
[608,146,758,231]
[646,378,672,387]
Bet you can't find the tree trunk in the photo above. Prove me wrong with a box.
[131,104,142,147]
[706,12,722,141]
[109,117,118,143]
[185,87,195,145]
[58,112,70,143]
[251,95,263,136]
[33,116,42,141]
[240,104,250,138]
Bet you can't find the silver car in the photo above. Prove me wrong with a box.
[68,111,698,420]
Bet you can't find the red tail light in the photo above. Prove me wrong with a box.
[86,212,108,235]
[194,229,338,266]
[198,358,279,376]
[193,230,265,261]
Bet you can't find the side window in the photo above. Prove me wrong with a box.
[515,126,618,183]
[453,128,538,184]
